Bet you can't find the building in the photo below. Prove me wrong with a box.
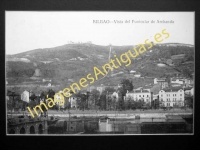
[154,78,168,89]
[159,87,184,107]
[87,85,118,93]
[67,119,84,132]
[21,90,30,103]
[126,88,152,103]
[54,91,65,109]
[171,77,193,86]
[184,87,194,96]
[69,96,77,108]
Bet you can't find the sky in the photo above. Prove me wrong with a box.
[6,11,194,54]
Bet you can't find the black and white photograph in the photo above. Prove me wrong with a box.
[5,11,194,135]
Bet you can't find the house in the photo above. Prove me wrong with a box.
[170,83,183,88]
[42,79,51,82]
[154,78,168,89]
[54,91,65,109]
[21,90,30,103]
[77,57,88,60]
[126,88,152,103]
[171,77,193,86]
[184,87,194,96]
[159,87,184,107]
[69,96,77,108]
[69,58,77,61]
[112,91,119,101]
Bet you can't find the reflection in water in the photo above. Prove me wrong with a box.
[99,118,166,132]
[46,116,192,134]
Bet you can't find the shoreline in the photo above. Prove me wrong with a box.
[7,112,192,119]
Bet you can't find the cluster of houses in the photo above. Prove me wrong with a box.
[125,77,194,108]
[66,76,194,108]
[7,75,194,110]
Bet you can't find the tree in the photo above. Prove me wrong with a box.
[75,92,87,111]
[99,91,107,110]
[111,94,117,110]
[120,79,134,94]
[185,96,193,108]
[106,94,112,111]
[182,68,192,78]
[117,79,134,110]
[125,96,132,110]
[89,89,100,110]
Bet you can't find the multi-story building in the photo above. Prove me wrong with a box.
[69,96,77,108]
[154,78,169,89]
[171,77,193,85]
[159,87,184,107]
[126,89,152,103]
[184,87,194,96]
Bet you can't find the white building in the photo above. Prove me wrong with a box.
[171,77,193,85]
[184,87,194,96]
[21,90,30,103]
[69,96,77,108]
[154,78,168,89]
[159,88,184,107]
[112,91,119,101]
[126,89,151,103]
[54,91,65,109]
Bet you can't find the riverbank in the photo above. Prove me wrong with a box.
[8,110,193,119]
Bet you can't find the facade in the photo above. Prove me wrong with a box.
[184,87,194,96]
[8,116,48,134]
[21,90,30,103]
[87,85,118,93]
[126,89,151,103]
[159,88,185,107]
[69,96,77,108]
[67,119,84,132]
[54,91,65,109]
[154,78,168,89]
[171,77,193,85]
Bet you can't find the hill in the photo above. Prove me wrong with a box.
[6,43,194,88]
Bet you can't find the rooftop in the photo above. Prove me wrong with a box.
[128,89,150,93]
[161,87,183,92]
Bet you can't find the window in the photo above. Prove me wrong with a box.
[180,94,182,96]
[161,94,163,97]
[147,95,149,97]
[143,95,144,97]
[139,95,141,97]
